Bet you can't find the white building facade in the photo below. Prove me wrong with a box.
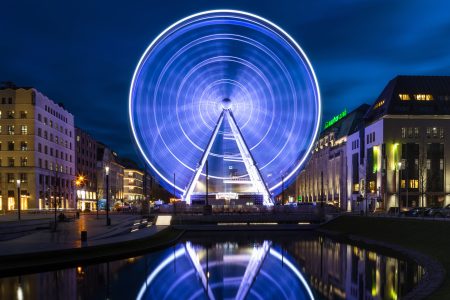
[0,86,75,211]
[347,76,450,212]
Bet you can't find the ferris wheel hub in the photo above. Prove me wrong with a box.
[221,98,232,110]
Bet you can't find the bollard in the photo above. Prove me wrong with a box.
[81,230,87,242]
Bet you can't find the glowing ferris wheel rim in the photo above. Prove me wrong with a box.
[129,9,321,196]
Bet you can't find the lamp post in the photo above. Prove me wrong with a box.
[397,161,402,214]
[16,179,21,221]
[105,166,110,226]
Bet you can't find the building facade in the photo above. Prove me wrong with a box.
[96,143,124,209]
[0,85,75,211]
[347,76,450,212]
[75,127,98,211]
[295,105,369,210]
[123,168,144,203]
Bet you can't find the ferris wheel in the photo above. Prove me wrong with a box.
[129,10,321,204]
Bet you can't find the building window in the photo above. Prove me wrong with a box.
[440,158,444,170]
[44,117,48,125]
[409,179,419,189]
[7,111,14,119]
[399,94,410,101]
[20,111,27,119]
[38,128,42,137]
[0,111,2,119]
[44,131,48,139]
[432,127,438,138]
[374,99,385,109]
[8,157,14,167]
[8,97,12,104]
[20,173,27,183]
[38,143,42,152]
[426,159,431,170]
[20,141,27,151]
[7,141,14,151]
[38,114,42,122]
[414,127,419,138]
[20,157,28,167]
[414,94,433,101]
[401,127,406,138]
[407,127,413,138]
[440,128,444,139]
[39,158,42,168]
[21,125,27,135]
[7,125,14,135]
[7,173,14,183]
[50,134,53,142]
[44,145,48,154]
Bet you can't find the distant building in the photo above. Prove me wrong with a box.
[120,158,147,204]
[0,84,75,211]
[295,105,369,210]
[75,127,98,211]
[124,168,144,203]
[96,143,124,208]
[347,75,450,212]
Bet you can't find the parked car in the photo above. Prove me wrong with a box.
[428,204,450,217]
[400,207,428,217]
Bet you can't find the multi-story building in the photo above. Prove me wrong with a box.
[96,143,124,209]
[120,158,146,204]
[347,75,450,212]
[0,84,75,211]
[124,168,144,203]
[295,105,369,210]
[75,127,98,211]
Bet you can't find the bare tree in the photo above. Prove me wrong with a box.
[418,143,427,207]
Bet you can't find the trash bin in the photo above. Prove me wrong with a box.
[81,230,87,242]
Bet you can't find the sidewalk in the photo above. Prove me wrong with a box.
[0,214,166,256]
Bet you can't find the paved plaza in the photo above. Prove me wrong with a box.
[0,213,165,256]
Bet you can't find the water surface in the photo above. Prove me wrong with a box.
[0,232,424,300]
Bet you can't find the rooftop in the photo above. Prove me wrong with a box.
[365,75,450,122]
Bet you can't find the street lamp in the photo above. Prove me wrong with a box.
[105,166,110,226]
[16,179,21,221]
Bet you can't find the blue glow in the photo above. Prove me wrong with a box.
[136,242,314,300]
[129,10,321,196]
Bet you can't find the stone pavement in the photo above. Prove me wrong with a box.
[0,213,167,257]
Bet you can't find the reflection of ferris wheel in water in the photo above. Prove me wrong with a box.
[129,10,321,205]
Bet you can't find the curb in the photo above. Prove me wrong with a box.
[0,226,185,277]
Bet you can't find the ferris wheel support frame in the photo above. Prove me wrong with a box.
[183,108,273,205]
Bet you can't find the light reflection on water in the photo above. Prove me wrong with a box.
[0,233,424,300]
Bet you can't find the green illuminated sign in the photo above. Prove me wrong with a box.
[324,109,347,129]
[297,196,302,202]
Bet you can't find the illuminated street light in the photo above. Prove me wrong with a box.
[16,179,21,221]
[105,166,110,226]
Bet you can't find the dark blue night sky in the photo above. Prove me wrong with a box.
[2,0,450,162]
